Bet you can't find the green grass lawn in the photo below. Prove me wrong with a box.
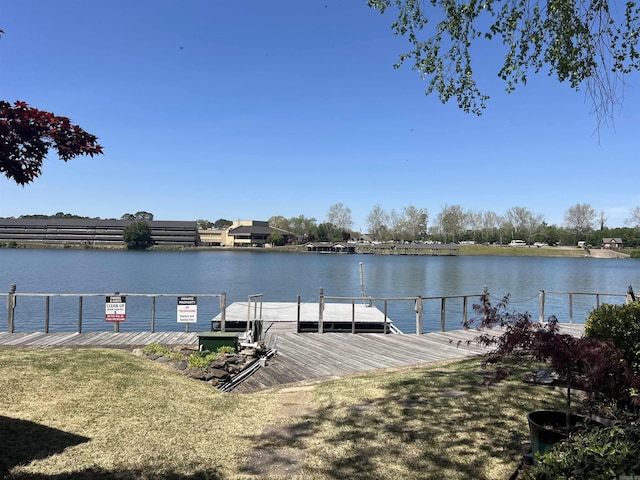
[0,348,567,479]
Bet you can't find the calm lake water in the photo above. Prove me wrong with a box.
[1,249,638,333]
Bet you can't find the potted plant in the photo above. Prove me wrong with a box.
[471,294,640,458]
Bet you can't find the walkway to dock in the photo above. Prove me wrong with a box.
[234,323,585,393]
[0,323,586,393]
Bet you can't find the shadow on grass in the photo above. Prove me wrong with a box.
[0,416,90,478]
[0,416,225,480]
[246,358,563,479]
[5,469,225,480]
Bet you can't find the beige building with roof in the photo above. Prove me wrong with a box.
[198,220,293,247]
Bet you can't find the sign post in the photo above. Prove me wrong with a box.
[177,296,197,332]
[105,295,126,333]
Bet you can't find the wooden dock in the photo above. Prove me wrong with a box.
[0,301,585,393]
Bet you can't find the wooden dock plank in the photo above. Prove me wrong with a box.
[0,302,586,393]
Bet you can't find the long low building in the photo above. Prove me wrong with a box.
[0,218,199,247]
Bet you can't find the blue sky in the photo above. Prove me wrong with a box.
[2,1,639,232]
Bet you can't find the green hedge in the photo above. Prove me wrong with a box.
[526,421,640,479]
[584,302,640,376]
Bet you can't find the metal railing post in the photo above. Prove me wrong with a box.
[440,297,446,332]
[539,290,545,322]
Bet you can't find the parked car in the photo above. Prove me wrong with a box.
[508,240,527,247]
[533,242,548,248]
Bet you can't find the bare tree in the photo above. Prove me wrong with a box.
[467,210,483,243]
[366,204,390,241]
[564,203,597,240]
[505,206,544,243]
[597,210,609,231]
[481,211,502,244]
[326,203,354,232]
[436,204,466,243]
[388,209,406,240]
[403,205,428,241]
[627,206,640,229]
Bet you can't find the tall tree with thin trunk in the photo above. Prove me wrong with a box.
[326,203,354,232]
[564,203,596,240]
[366,204,390,241]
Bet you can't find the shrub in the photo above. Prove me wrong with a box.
[187,351,221,370]
[584,302,640,376]
[526,420,640,479]
[142,343,172,357]
[216,346,236,355]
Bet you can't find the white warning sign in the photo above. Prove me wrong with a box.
[177,296,197,323]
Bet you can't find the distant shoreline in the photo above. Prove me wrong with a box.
[0,242,633,258]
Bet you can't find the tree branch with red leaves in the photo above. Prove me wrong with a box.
[0,100,103,185]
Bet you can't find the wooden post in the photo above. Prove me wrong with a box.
[351,299,355,334]
[384,300,388,334]
[440,297,446,332]
[415,296,423,334]
[45,296,50,333]
[318,288,324,333]
[7,284,16,333]
[78,296,83,333]
[220,293,226,332]
[297,295,301,333]
[151,296,156,333]
[462,296,469,329]
[246,296,251,334]
[569,293,574,324]
[539,290,545,323]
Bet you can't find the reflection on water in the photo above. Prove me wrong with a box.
[1,249,637,333]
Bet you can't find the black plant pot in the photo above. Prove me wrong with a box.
[527,410,586,460]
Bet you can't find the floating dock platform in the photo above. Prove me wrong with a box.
[210,301,402,335]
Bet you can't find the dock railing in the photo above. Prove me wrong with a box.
[538,290,628,324]
[4,284,634,335]
[3,285,228,333]
[320,290,484,334]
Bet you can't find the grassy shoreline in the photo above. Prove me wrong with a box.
[0,348,567,479]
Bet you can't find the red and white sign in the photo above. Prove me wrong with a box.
[177,296,197,323]
[105,295,126,322]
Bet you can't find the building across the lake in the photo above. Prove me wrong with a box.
[198,220,293,247]
[0,218,198,247]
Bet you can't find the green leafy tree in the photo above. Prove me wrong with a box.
[368,0,640,125]
[268,230,285,246]
[213,218,233,229]
[123,221,154,250]
[197,219,213,229]
[317,222,342,242]
[288,214,317,243]
[121,211,153,221]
